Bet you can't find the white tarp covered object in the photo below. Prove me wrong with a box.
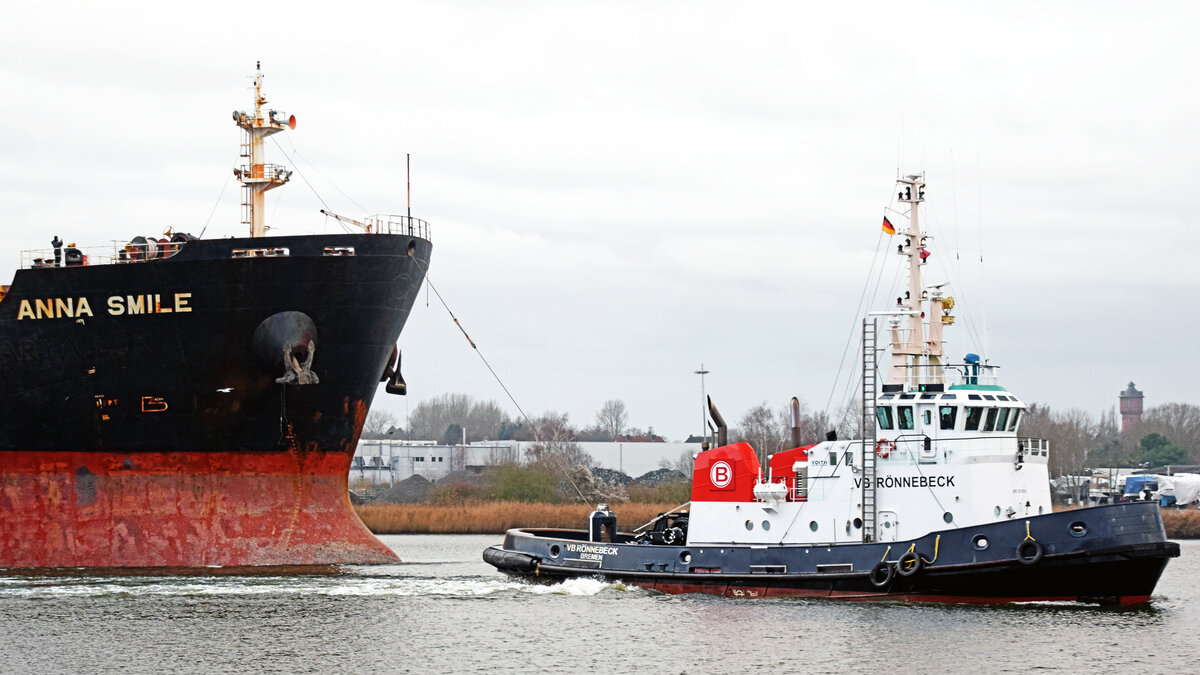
[1155,474,1200,506]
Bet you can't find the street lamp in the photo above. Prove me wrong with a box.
[694,363,710,442]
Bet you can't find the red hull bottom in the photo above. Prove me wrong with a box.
[0,450,398,568]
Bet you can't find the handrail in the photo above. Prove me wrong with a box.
[364,214,432,240]
[631,501,691,533]
[20,240,186,269]
[887,434,1047,446]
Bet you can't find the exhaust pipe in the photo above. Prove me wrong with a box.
[790,396,802,448]
[707,395,727,447]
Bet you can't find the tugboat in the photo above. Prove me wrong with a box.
[0,65,430,568]
[484,174,1180,605]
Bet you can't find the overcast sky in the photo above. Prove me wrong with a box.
[2,1,1196,441]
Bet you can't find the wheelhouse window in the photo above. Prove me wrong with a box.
[1008,409,1022,432]
[923,410,933,425]
[876,406,894,430]
[996,408,1010,432]
[939,406,958,430]
[964,407,983,431]
[897,406,915,430]
[984,408,999,432]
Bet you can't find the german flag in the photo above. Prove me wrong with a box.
[882,216,896,235]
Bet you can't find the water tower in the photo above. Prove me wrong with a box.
[1119,382,1144,432]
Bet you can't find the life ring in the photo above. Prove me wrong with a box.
[875,439,895,459]
[869,561,894,588]
[896,550,923,577]
[1017,540,1044,566]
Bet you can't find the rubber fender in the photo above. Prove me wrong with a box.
[1017,540,1044,566]
[896,550,923,577]
[483,546,539,572]
[869,561,894,588]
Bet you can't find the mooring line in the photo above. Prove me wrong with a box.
[407,251,535,438]
[406,252,599,502]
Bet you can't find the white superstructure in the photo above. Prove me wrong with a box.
[687,174,1052,546]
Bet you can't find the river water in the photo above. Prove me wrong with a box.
[1,536,1196,674]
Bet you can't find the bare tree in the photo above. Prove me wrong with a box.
[1023,403,1101,498]
[595,399,629,440]
[518,411,597,503]
[565,464,629,504]
[835,399,863,440]
[465,399,510,442]
[1139,403,1200,461]
[407,393,511,442]
[408,393,472,440]
[574,425,611,442]
[674,450,696,476]
[361,410,399,439]
[521,411,578,459]
[734,402,788,467]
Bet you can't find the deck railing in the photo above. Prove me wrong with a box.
[364,214,432,240]
[888,362,1002,387]
[18,217,431,270]
[20,241,185,269]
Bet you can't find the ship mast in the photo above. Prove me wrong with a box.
[887,174,953,390]
[233,62,294,238]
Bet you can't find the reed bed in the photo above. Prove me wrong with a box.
[1160,509,1200,539]
[355,501,684,535]
[359,501,1200,536]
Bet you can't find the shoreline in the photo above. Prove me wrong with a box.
[355,501,1200,538]
[355,501,683,535]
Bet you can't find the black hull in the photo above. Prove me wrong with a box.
[484,502,1180,606]
[0,232,431,454]
[0,231,431,567]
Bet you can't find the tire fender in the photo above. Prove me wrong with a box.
[869,561,894,588]
[1017,540,1044,566]
[896,550,923,577]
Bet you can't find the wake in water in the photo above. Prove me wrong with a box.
[0,573,643,600]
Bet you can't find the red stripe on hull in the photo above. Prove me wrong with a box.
[0,449,398,568]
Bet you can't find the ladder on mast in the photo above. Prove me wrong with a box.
[861,318,878,542]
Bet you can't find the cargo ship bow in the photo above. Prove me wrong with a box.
[0,66,430,568]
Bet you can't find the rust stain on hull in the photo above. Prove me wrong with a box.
[0,450,399,568]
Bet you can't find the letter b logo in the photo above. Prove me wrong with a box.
[711,461,732,489]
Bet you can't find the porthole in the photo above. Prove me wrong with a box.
[883,520,892,528]
[745,520,754,531]
[809,521,819,532]
[943,512,954,524]
[972,535,989,550]
[994,506,1002,517]
[680,551,692,564]
[853,518,863,529]
[1069,521,1088,537]
[761,520,771,531]
[1038,506,1045,515]
[549,544,561,558]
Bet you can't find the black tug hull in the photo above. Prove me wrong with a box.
[485,502,1180,605]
